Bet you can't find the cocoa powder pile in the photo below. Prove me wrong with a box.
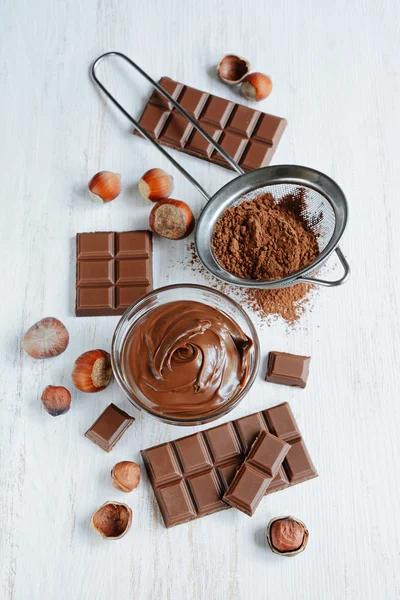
[188,243,317,326]
[212,189,319,281]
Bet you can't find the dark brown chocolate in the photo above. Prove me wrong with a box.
[134,77,287,171]
[141,402,317,527]
[75,231,153,317]
[85,403,135,452]
[222,430,290,516]
[266,351,311,388]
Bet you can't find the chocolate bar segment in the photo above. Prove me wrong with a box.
[141,402,317,528]
[85,403,135,452]
[266,351,311,388]
[223,431,290,516]
[134,77,286,172]
[76,231,153,316]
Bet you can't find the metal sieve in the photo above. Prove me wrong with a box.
[92,52,350,288]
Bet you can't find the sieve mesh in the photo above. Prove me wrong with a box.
[196,165,349,289]
[237,183,336,255]
[228,182,337,285]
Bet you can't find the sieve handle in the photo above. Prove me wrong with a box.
[91,52,245,202]
[296,247,350,287]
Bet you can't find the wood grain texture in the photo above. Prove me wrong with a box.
[1,0,400,598]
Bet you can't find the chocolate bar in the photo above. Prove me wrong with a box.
[141,402,317,527]
[266,351,311,388]
[222,430,290,516]
[134,77,287,172]
[85,403,135,452]
[75,231,152,316]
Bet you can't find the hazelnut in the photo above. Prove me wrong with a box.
[72,349,112,393]
[111,461,140,492]
[41,385,71,416]
[90,501,132,540]
[23,317,69,359]
[241,72,273,101]
[88,171,122,203]
[217,54,250,85]
[266,516,309,557]
[138,168,174,202]
[149,199,195,240]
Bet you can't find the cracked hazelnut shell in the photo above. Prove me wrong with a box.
[90,501,132,540]
[217,54,250,85]
[267,516,309,557]
[111,461,140,492]
[72,349,112,393]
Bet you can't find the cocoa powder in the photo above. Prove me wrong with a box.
[188,243,316,326]
[212,189,319,281]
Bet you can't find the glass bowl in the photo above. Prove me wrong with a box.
[111,284,260,426]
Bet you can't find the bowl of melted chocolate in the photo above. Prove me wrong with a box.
[112,284,259,425]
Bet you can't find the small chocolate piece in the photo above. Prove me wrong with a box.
[223,430,290,516]
[134,77,287,172]
[266,351,311,388]
[141,402,317,528]
[85,403,135,452]
[76,231,153,316]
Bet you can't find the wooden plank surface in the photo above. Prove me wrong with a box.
[1,0,400,598]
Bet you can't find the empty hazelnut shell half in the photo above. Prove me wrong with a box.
[266,516,309,557]
[217,54,250,85]
[90,501,132,540]
[111,461,140,492]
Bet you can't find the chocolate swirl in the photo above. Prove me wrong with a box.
[122,300,253,419]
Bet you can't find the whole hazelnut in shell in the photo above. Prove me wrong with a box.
[91,501,132,540]
[111,461,140,492]
[266,516,309,557]
[72,349,112,393]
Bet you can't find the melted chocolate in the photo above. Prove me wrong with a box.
[121,300,253,419]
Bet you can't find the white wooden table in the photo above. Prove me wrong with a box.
[1,0,400,598]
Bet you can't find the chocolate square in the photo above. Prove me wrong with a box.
[265,351,311,388]
[84,403,135,452]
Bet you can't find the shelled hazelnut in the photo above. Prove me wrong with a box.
[111,461,140,492]
[266,516,309,557]
[41,385,71,416]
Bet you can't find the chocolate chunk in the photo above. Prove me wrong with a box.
[134,77,286,172]
[75,231,153,317]
[266,351,311,388]
[223,430,290,516]
[141,402,317,527]
[85,403,135,452]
